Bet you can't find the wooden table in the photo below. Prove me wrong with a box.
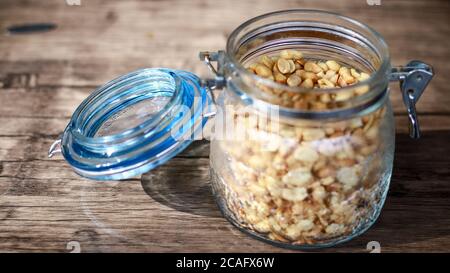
[0,0,449,253]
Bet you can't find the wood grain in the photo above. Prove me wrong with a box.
[0,0,449,252]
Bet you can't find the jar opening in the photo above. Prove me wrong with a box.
[225,9,391,117]
[70,68,182,143]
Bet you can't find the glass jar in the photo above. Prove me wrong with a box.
[49,10,433,249]
[203,10,433,248]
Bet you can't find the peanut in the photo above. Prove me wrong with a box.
[318,78,335,89]
[260,55,274,69]
[326,60,341,71]
[282,167,313,186]
[281,187,308,202]
[255,64,273,78]
[287,74,302,87]
[300,78,314,89]
[274,72,287,84]
[277,58,293,74]
[317,62,329,72]
[304,61,323,73]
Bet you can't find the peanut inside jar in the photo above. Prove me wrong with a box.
[214,49,389,245]
[246,49,371,110]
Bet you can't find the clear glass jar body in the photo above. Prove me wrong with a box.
[209,10,394,248]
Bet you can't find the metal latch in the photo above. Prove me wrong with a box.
[199,51,227,92]
[390,61,434,139]
[199,51,227,118]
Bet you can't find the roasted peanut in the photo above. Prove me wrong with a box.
[318,78,335,89]
[317,62,329,72]
[326,60,341,71]
[304,61,323,73]
[287,74,302,87]
[274,72,287,84]
[277,58,293,74]
[359,72,370,81]
[298,71,318,82]
[350,68,360,78]
[260,55,274,69]
[324,70,336,79]
[300,78,314,89]
[255,64,273,78]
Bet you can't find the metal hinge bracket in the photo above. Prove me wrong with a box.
[390,61,434,138]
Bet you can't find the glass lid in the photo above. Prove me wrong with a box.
[53,68,212,180]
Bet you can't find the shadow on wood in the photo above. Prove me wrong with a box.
[140,141,220,218]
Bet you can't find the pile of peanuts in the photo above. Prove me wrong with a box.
[212,50,388,245]
[245,50,371,110]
